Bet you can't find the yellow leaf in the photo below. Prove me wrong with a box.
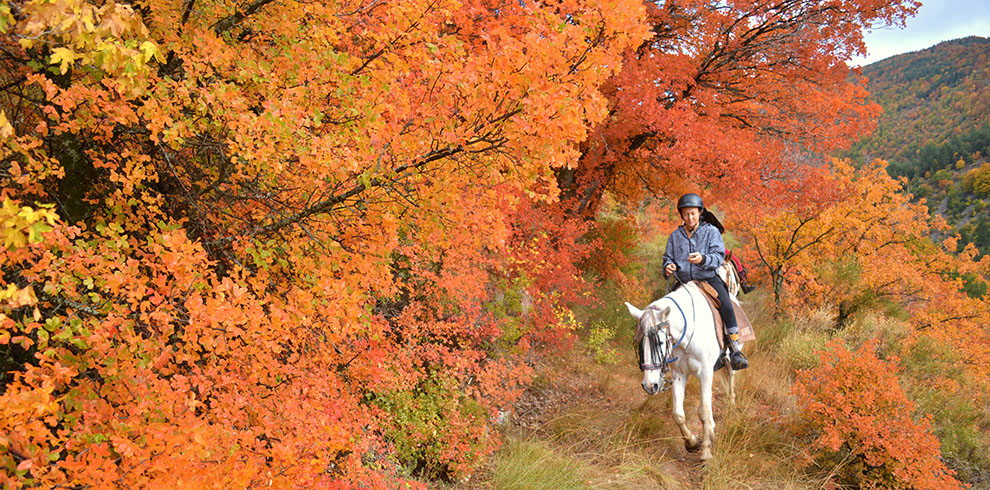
[50,47,76,75]
[0,5,13,34]
[0,110,13,140]
[139,41,162,63]
[82,10,96,32]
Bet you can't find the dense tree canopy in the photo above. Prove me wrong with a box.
[565,0,919,221]
[1,0,650,485]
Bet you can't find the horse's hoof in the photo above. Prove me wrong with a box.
[685,438,701,453]
[700,450,713,461]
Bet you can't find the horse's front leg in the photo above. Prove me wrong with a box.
[670,371,699,452]
[697,368,716,461]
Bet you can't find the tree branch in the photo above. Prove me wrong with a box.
[212,0,277,36]
[181,0,196,25]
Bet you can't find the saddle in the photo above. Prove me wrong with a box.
[691,281,756,350]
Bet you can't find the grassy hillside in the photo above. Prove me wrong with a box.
[843,36,990,255]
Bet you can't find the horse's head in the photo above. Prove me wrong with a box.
[625,302,672,395]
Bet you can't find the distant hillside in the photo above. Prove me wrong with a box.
[843,36,990,255]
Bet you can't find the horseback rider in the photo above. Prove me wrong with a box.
[662,193,749,370]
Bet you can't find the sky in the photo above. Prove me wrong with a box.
[850,0,990,66]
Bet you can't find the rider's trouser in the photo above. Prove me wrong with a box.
[703,277,739,339]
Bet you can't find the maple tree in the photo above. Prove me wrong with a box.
[1,0,650,486]
[747,158,990,366]
[2,0,969,486]
[748,158,990,480]
[560,0,920,220]
[748,159,939,314]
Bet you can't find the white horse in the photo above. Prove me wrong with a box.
[625,262,743,461]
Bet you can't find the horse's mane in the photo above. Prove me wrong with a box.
[634,283,697,346]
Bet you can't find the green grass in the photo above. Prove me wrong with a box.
[492,429,680,489]
[492,438,594,490]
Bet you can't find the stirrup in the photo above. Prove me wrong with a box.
[713,352,729,372]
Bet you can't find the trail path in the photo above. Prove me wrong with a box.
[470,348,740,489]
[452,327,812,490]
[517,354,708,488]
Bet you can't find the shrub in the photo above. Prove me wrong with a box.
[792,339,963,489]
[903,335,990,483]
[584,321,617,365]
[370,374,493,481]
[962,163,990,197]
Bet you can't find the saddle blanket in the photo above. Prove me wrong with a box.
[693,281,757,348]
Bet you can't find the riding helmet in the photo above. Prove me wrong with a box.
[676,193,704,210]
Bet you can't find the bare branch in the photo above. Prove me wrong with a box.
[212,0,278,36]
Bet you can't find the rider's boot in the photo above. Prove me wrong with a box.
[741,282,756,294]
[728,333,749,370]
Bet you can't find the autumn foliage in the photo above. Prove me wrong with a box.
[1,0,650,485]
[794,339,962,489]
[4,0,975,487]
[749,160,940,311]
[745,157,989,483]
[561,0,920,219]
[748,159,990,387]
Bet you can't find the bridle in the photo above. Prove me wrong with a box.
[637,294,691,373]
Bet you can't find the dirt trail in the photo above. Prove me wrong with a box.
[490,348,740,489]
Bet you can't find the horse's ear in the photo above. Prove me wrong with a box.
[624,302,644,320]
[656,306,670,322]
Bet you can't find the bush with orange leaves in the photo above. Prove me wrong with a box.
[793,339,964,490]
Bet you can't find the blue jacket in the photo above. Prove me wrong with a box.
[662,222,725,283]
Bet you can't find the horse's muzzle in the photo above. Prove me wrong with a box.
[642,381,661,395]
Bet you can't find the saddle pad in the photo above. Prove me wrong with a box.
[690,281,757,347]
[731,298,757,342]
[696,280,721,308]
[694,283,725,350]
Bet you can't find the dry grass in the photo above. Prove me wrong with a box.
[461,278,989,489]
[476,279,982,489]
[477,346,825,488]
[491,438,595,490]
[468,287,845,490]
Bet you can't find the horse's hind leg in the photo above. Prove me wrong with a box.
[671,372,699,452]
[697,369,716,461]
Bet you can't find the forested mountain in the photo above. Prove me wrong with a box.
[844,36,990,254]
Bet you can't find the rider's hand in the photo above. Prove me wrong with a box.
[687,252,703,264]
[664,263,677,276]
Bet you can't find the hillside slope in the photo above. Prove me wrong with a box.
[843,36,990,253]
[851,36,990,166]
